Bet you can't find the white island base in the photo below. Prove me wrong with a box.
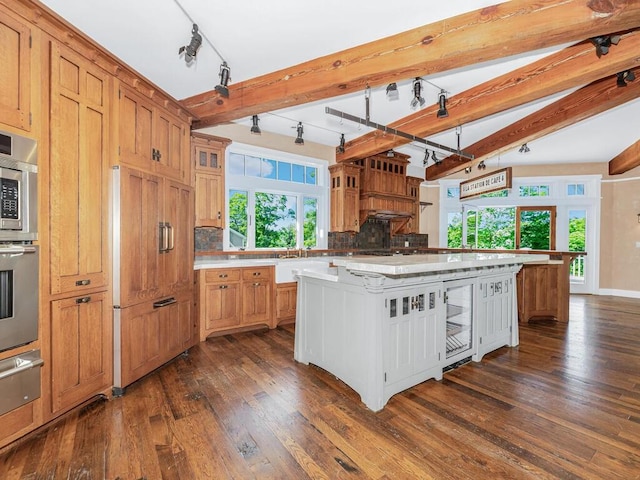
[294,253,545,411]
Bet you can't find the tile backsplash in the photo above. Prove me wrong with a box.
[195,220,428,254]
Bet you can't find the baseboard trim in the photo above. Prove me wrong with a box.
[597,288,640,299]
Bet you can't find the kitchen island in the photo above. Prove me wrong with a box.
[294,252,546,411]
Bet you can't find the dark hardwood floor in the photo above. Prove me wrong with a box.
[1,295,639,479]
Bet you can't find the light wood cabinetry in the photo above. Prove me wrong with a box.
[329,163,361,232]
[47,41,112,417]
[49,42,110,296]
[118,290,193,389]
[115,165,195,391]
[0,8,32,132]
[241,267,273,325]
[192,133,231,228]
[50,291,111,414]
[118,84,190,183]
[117,165,193,306]
[198,266,274,340]
[276,282,297,324]
[517,262,560,322]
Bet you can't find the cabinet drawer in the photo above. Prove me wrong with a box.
[205,269,241,283]
[242,267,273,281]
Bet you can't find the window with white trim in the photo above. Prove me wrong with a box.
[224,143,328,251]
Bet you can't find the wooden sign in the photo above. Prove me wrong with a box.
[459,167,512,200]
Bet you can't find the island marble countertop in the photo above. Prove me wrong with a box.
[332,252,548,276]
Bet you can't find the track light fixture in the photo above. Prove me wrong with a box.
[519,143,530,154]
[410,78,426,109]
[423,149,429,166]
[178,24,202,64]
[386,82,399,101]
[431,150,442,165]
[386,149,395,158]
[437,89,449,118]
[464,166,472,174]
[294,122,304,145]
[477,160,486,170]
[338,134,346,153]
[616,70,636,87]
[250,115,261,135]
[215,61,231,97]
[590,35,620,57]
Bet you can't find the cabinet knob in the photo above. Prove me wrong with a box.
[253,282,261,287]
[217,211,221,220]
[219,285,228,289]
[219,273,228,278]
[76,296,91,304]
[75,279,91,286]
[253,272,261,276]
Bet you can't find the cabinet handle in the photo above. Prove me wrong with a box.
[217,211,221,220]
[219,273,228,278]
[219,285,228,289]
[76,296,91,304]
[153,297,177,308]
[253,282,261,287]
[75,279,91,286]
[253,272,261,276]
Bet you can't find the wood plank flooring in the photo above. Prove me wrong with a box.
[1,294,639,479]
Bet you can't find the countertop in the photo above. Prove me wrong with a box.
[331,252,548,276]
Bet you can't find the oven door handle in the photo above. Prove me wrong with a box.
[0,357,44,381]
[0,245,37,256]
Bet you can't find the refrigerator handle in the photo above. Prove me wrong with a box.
[167,223,174,251]
[158,222,168,253]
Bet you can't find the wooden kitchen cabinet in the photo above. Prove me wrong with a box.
[241,267,273,325]
[192,133,231,228]
[199,268,242,339]
[276,282,297,324]
[0,8,32,132]
[50,291,112,414]
[118,290,194,389]
[118,84,190,183]
[49,41,110,296]
[117,165,193,306]
[329,163,361,232]
[198,266,274,340]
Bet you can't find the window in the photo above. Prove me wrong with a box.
[519,185,549,197]
[567,183,585,196]
[225,144,327,250]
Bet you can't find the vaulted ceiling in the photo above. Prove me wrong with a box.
[40,0,640,179]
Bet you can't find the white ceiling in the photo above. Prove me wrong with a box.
[39,0,640,175]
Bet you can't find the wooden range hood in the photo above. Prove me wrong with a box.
[353,151,422,234]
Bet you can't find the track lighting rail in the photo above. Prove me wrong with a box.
[325,107,474,160]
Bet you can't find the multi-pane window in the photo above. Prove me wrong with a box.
[519,185,549,197]
[226,145,325,250]
[567,183,585,196]
[228,152,317,185]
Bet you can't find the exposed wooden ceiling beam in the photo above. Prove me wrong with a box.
[337,30,640,163]
[180,0,640,128]
[426,66,640,180]
[609,139,640,174]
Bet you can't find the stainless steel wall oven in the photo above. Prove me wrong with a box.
[0,129,42,417]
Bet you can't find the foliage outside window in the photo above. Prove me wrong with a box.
[519,185,549,197]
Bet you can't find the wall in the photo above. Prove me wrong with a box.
[421,162,640,296]
[197,123,336,164]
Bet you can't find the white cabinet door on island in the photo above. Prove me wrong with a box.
[384,285,444,390]
[294,253,544,411]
